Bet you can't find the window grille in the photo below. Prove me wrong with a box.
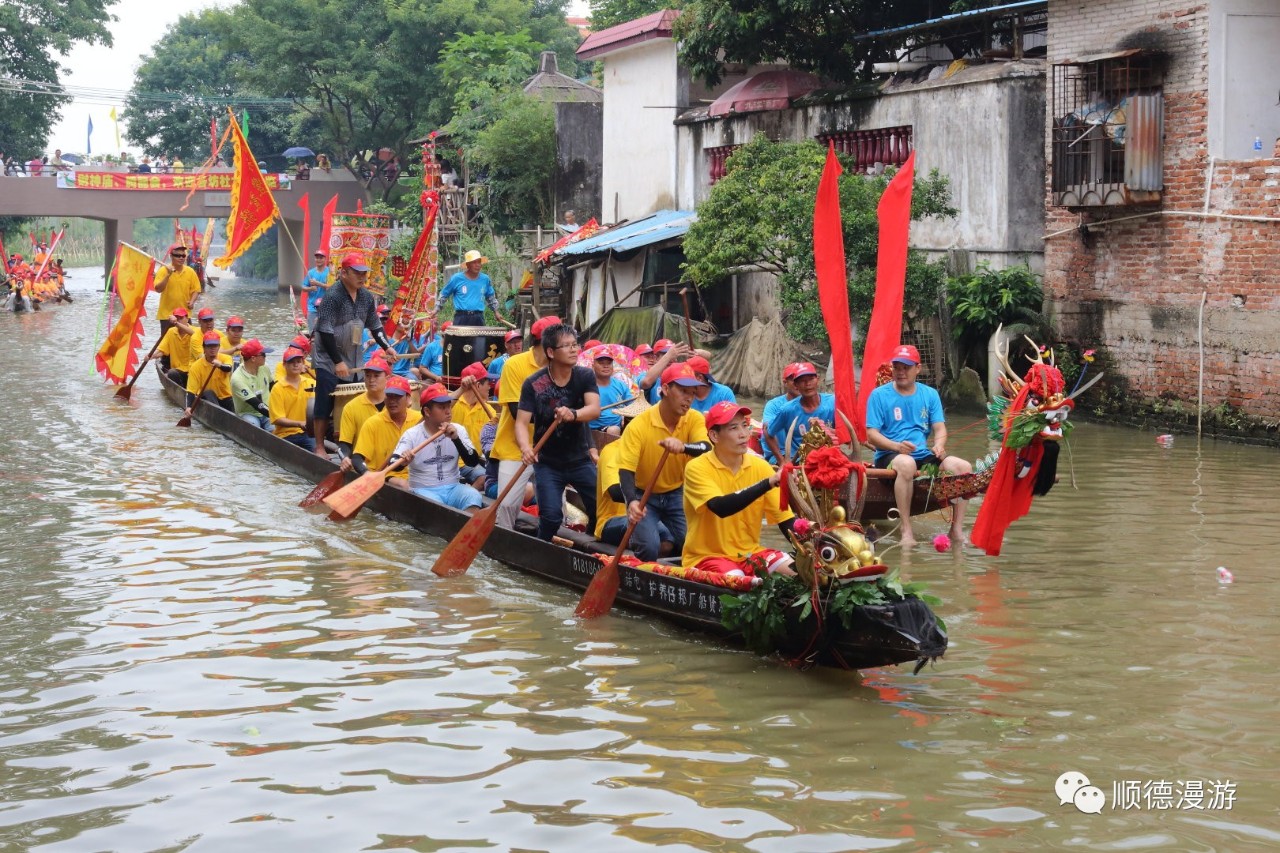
[1051,50,1164,207]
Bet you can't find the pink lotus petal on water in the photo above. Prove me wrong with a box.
[933,534,952,553]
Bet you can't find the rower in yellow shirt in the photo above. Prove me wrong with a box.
[183,332,234,417]
[337,356,390,470]
[270,346,317,450]
[491,316,556,528]
[157,306,195,384]
[615,362,710,561]
[452,361,495,489]
[351,375,422,482]
[596,438,676,556]
[188,307,230,363]
[682,401,795,577]
[275,333,314,382]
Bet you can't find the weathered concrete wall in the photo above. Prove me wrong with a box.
[1045,0,1280,418]
[555,102,603,223]
[600,41,680,222]
[676,61,1048,270]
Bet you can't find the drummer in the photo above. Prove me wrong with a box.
[440,250,513,327]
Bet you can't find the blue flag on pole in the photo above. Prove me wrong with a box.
[87,114,94,154]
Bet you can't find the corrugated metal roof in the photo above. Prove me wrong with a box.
[556,210,696,257]
[577,10,679,60]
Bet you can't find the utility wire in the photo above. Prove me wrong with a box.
[0,76,301,108]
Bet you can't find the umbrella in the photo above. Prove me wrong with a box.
[282,146,315,158]
[579,344,645,393]
[60,153,83,164]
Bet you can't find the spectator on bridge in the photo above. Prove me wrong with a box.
[136,156,152,174]
[315,153,331,172]
[28,156,44,176]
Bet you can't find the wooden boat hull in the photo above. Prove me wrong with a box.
[157,365,946,671]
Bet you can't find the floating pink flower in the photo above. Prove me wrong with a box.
[933,534,952,553]
[1082,349,1096,363]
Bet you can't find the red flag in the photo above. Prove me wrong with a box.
[212,110,279,269]
[854,152,916,440]
[318,193,338,261]
[297,191,312,316]
[814,142,857,444]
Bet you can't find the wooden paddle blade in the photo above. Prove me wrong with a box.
[321,469,387,518]
[299,471,346,508]
[430,505,497,577]
[575,559,621,619]
[176,413,193,427]
[114,385,133,401]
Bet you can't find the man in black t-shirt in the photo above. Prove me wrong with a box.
[516,323,602,541]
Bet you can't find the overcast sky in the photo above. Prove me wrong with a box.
[47,0,589,157]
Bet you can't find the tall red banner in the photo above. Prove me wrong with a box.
[855,152,916,438]
[814,142,857,444]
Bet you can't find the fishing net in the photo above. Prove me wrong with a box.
[711,317,803,398]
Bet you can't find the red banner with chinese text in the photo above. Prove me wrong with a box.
[63,171,284,191]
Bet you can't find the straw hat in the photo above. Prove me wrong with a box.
[462,249,487,265]
[611,395,651,419]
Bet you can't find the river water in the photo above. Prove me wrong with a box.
[1,268,1278,851]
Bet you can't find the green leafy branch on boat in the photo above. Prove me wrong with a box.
[719,570,944,657]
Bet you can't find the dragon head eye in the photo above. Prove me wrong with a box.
[818,544,839,563]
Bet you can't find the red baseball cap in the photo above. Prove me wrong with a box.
[583,339,603,350]
[704,401,752,429]
[340,252,369,271]
[531,315,562,338]
[420,382,453,405]
[504,329,522,343]
[461,362,489,381]
[290,333,312,352]
[313,250,327,258]
[201,331,222,345]
[634,343,653,357]
[362,357,390,374]
[282,346,306,362]
[661,363,707,387]
[240,339,272,358]
[226,315,244,328]
[782,362,800,380]
[384,376,412,396]
[170,306,189,319]
[197,308,215,321]
[792,361,819,379]
[891,344,921,365]
[686,355,713,379]
[654,338,675,353]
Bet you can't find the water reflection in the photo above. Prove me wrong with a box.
[0,270,1277,850]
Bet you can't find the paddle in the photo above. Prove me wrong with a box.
[679,287,696,349]
[576,448,670,619]
[469,385,497,420]
[114,336,165,401]
[299,471,345,509]
[177,361,220,427]
[430,420,561,577]
[321,428,446,519]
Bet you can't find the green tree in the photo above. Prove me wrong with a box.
[436,31,543,117]
[121,10,298,162]
[682,136,957,343]
[220,0,580,174]
[465,93,557,230]
[675,0,1003,86]
[588,0,677,31]
[0,0,117,157]
[947,262,1045,370]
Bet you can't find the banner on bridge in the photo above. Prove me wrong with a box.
[57,171,286,191]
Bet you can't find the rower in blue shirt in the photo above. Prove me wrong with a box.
[760,362,801,463]
[440,250,513,327]
[414,322,446,382]
[686,355,736,414]
[300,251,330,329]
[765,362,836,461]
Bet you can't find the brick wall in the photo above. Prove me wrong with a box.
[1045,1,1280,419]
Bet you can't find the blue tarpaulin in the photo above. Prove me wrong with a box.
[556,209,696,257]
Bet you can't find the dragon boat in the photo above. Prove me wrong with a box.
[154,363,948,673]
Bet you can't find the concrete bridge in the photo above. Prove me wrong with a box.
[0,170,368,285]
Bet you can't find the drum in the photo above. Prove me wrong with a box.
[443,325,505,389]
[331,379,424,427]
